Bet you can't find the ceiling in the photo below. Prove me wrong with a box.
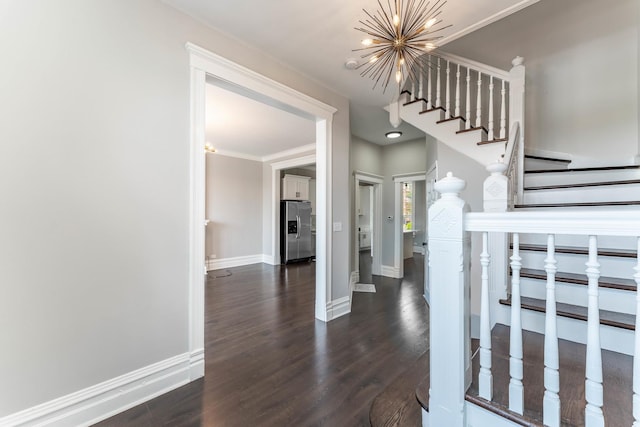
[170,0,539,157]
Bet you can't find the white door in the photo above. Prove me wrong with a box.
[424,163,438,303]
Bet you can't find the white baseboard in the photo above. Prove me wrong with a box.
[0,353,195,427]
[381,264,401,279]
[262,254,275,265]
[327,296,351,321]
[206,254,269,271]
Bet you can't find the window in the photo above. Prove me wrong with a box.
[402,182,414,232]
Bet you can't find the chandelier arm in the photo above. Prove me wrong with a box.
[362,8,396,39]
[424,0,447,23]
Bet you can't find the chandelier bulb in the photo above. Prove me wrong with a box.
[395,69,402,83]
[393,14,400,27]
[425,18,437,29]
[361,38,373,46]
[370,55,379,63]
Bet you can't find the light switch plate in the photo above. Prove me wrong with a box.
[333,222,342,232]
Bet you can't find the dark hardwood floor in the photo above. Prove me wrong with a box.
[94,254,428,427]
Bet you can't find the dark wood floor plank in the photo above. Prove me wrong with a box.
[466,324,633,427]
[94,255,429,427]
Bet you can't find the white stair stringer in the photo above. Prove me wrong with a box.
[394,100,505,167]
[493,303,634,355]
[523,181,640,204]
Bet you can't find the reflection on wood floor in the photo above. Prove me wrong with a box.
[95,255,427,427]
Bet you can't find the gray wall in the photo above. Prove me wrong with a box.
[444,0,639,165]
[381,139,428,267]
[0,0,350,417]
[206,155,263,259]
[414,180,427,248]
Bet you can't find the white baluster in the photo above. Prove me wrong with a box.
[475,72,482,128]
[544,234,560,427]
[427,57,433,109]
[585,235,604,427]
[500,80,507,139]
[465,68,471,130]
[633,237,640,427]
[445,61,451,118]
[436,58,441,108]
[488,76,495,140]
[479,232,493,400]
[455,64,461,117]
[418,72,424,100]
[509,233,524,414]
[411,81,416,101]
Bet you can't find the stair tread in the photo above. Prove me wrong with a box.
[526,165,640,174]
[515,200,640,208]
[525,154,571,164]
[456,126,487,135]
[418,106,445,115]
[467,324,632,426]
[370,351,428,427]
[499,295,635,330]
[520,267,636,291]
[403,98,427,107]
[525,179,640,191]
[436,115,463,124]
[478,137,508,146]
[518,244,637,259]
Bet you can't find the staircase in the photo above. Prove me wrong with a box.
[371,53,640,426]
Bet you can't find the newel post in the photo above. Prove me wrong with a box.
[509,56,525,203]
[484,162,510,325]
[427,172,471,427]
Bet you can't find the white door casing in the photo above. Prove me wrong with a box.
[188,43,337,381]
[424,161,438,303]
[354,171,383,281]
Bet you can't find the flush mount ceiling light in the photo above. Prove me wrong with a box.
[354,0,450,92]
[385,131,403,139]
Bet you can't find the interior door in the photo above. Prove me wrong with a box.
[424,164,438,303]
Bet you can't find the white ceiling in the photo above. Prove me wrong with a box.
[169,0,539,156]
[206,83,316,160]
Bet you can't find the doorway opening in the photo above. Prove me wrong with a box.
[353,172,382,285]
[187,43,336,379]
[392,173,426,282]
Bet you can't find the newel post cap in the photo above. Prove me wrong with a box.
[486,160,507,176]
[512,56,524,67]
[434,172,466,198]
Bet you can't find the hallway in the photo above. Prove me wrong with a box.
[95,259,428,427]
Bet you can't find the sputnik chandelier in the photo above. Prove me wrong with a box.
[354,0,450,92]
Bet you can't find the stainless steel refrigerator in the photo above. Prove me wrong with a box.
[280,200,313,264]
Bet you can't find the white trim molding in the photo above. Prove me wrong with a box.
[326,296,351,321]
[187,43,336,333]
[0,353,192,427]
[206,254,268,271]
[437,0,541,46]
[381,264,402,279]
[262,143,316,163]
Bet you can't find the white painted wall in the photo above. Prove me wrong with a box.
[0,0,350,418]
[206,154,263,260]
[444,0,639,165]
[436,142,487,316]
[414,180,427,248]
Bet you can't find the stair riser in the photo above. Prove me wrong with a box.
[524,168,640,187]
[524,157,569,171]
[495,304,634,355]
[519,277,635,315]
[399,109,504,166]
[520,251,636,280]
[521,233,639,252]
[523,183,640,204]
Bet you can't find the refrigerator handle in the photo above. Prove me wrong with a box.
[296,215,300,239]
